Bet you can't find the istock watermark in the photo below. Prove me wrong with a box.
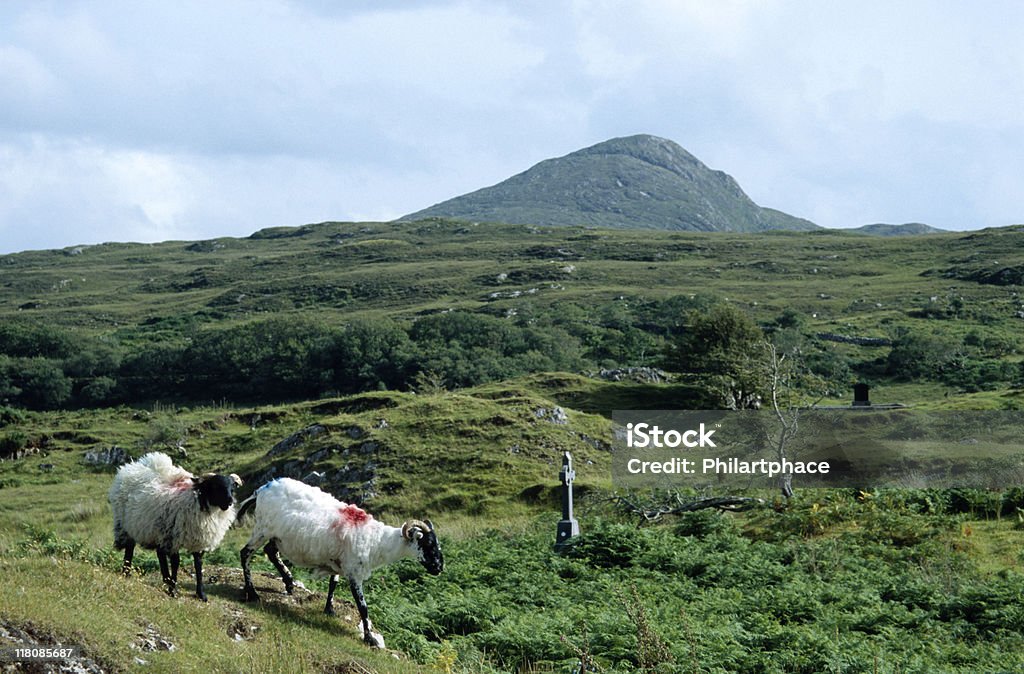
[612,409,1024,489]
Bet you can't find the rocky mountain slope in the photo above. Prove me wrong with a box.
[401,134,819,232]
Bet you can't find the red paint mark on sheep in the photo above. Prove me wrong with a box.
[336,504,372,528]
[169,477,192,492]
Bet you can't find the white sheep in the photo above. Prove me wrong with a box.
[109,452,242,601]
[238,477,443,647]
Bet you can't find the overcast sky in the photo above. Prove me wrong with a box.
[2,1,1023,253]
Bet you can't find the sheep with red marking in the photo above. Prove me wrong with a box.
[238,477,443,648]
[109,452,242,601]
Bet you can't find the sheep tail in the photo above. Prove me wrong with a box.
[235,492,258,523]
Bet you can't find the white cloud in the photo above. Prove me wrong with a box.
[1,0,1023,252]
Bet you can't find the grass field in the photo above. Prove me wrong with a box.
[3,221,1024,671]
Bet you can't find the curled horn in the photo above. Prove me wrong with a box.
[230,473,243,487]
[402,519,429,541]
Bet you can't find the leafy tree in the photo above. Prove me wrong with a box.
[409,312,585,388]
[886,329,963,380]
[64,340,123,378]
[666,303,767,408]
[323,318,411,392]
[182,316,333,400]
[0,322,75,359]
[79,376,119,405]
[0,357,72,409]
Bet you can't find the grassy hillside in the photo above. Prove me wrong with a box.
[3,386,1024,672]
[3,220,1024,671]
[2,219,1021,337]
[2,218,1023,412]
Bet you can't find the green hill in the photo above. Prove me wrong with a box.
[2,219,1023,411]
[402,135,820,232]
[4,220,1024,671]
[846,222,947,236]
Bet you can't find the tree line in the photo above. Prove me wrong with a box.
[1,295,1020,411]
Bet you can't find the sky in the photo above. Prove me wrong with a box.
[2,1,1023,253]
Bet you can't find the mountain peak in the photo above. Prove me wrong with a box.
[401,135,816,233]
[572,134,700,168]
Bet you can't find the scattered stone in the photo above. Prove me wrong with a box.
[131,624,175,653]
[304,470,326,486]
[82,446,131,467]
[0,446,39,462]
[0,620,107,673]
[533,407,569,425]
[225,608,260,642]
[815,332,892,347]
[267,424,328,457]
[591,367,667,383]
[306,448,334,463]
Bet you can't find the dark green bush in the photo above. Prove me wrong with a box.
[562,523,644,568]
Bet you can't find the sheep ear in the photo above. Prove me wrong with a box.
[193,480,211,512]
[230,473,243,487]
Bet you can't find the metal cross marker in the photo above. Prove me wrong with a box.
[555,451,580,549]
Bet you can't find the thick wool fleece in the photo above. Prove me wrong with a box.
[109,452,235,552]
[245,477,415,582]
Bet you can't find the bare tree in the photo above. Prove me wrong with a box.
[761,341,826,498]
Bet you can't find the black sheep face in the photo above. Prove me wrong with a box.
[415,522,444,576]
[194,474,241,512]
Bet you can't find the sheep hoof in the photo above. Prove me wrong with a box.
[362,632,384,649]
[324,606,336,616]
[196,592,208,602]
[243,587,260,603]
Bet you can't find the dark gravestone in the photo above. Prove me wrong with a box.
[555,451,580,549]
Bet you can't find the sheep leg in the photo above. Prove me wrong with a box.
[348,578,378,647]
[156,548,176,597]
[240,543,260,602]
[121,539,135,576]
[264,540,294,594]
[193,552,207,602]
[170,551,181,596]
[324,575,339,616]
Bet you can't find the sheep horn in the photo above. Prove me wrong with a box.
[402,520,428,541]
[230,473,243,486]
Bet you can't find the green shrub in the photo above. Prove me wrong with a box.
[562,523,644,568]
[0,405,26,427]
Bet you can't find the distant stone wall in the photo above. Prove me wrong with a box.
[815,332,892,347]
